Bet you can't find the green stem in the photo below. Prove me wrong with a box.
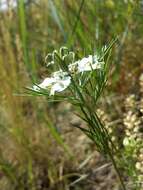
[108,151,126,190]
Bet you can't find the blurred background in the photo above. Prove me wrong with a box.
[0,0,142,189]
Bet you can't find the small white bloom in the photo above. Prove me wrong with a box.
[32,78,56,91]
[50,70,71,95]
[68,55,103,73]
[32,70,71,95]
[77,55,101,73]
[39,78,56,89]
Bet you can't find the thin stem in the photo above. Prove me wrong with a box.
[108,151,126,190]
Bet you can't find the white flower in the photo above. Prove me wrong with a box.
[68,55,103,73]
[78,55,101,72]
[32,77,55,92]
[32,70,71,95]
[50,70,71,95]
[32,54,103,95]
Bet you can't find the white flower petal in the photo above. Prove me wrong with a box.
[77,55,100,73]
[32,78,55,91]
[50,83,64,95]
[50,75,71,95]
[38,77,55,89]
[33,70,71,95]
[68,54,103,74]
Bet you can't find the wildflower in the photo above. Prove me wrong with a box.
[45,47,103,74]
[32,70,71,95]
[32,54,104,95]
[33,78,55,90]
[50,70,71,95]
[78,55,101,72]
[69,55,103,73]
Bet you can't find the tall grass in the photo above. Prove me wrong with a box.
[0,1,72,189]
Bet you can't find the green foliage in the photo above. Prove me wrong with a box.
[28,43,127,190]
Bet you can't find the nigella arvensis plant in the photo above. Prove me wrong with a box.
[27,40,126,190]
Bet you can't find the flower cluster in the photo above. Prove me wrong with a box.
[97,108,119,148]
[32,47,104,96]
[123,83,143,187]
